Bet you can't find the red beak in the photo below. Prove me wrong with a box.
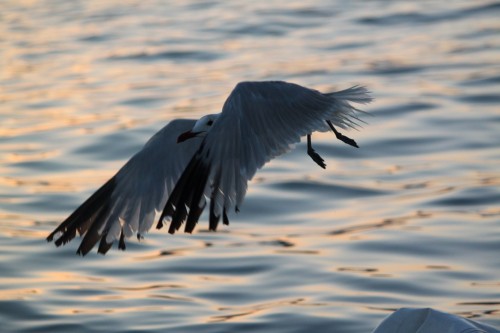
[177,130,199,143]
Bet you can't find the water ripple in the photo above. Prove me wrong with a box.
[107,50,223,62]
[2,0,500,331]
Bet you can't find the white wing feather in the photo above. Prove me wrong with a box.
[162,81,372,233]
[48,81,372,255]
[47,119,202,255]
[109,119,201,238]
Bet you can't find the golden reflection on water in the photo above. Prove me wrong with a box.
[0,288,41,301]
[0,170,114,194]
[3,150,60,163]
[37,271,109,283]
[0,108,118,137]
[210,298,323,323]
[1,0,499,330]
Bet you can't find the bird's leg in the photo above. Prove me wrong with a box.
[307,134,326,169]
[326,120,359,148]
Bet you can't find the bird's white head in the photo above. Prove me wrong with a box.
[177,113,220,143]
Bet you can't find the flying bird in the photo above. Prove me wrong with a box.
[47,81,372,255]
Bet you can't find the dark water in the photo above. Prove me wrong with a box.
[1,0,499,332]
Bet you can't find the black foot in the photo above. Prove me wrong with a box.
[336,132,358,148]
[308,148,326,169]
[326,120,359,148]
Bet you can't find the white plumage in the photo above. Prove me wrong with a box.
[47,81,372,255]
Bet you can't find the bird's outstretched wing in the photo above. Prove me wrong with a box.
[47,119,202,255]
[161,81,372,233]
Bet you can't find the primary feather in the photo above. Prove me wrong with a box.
[47,119,202,255]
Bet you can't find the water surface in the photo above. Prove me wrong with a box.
[1,0,499,332]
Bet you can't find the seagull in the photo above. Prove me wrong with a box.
[47,81,372,255]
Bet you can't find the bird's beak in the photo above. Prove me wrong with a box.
[177,130,200,143]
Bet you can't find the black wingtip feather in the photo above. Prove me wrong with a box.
[48,177,116,245]
[184,164,210,233]
[209,198,220,231]
[98,234,113,255]
[185,201,206,233]
[53,228,76,247]
[161,144,211,235]
[223,208,230,226]
[118,230,126,251]
[48,177,116,255]
[76,203,112,256]
[168,203,188,234]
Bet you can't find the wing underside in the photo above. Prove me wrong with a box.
[160,81,372,235]
[48,81,371,255]
[47,119,201,255]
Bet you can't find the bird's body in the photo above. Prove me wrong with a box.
[47,81,372,255]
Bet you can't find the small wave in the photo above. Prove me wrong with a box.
[79,33,114,43]
[358,12,429,25]
[320,41,373,51]
[119,96,165,107]
[358,2,500,26]
[107,50,222,62]
[457,94,500,104]
[227,24,287,37]
[374,102,438,117]
[270,180,387,197]
[426,187,500,207]
[367,61,424,75]
[460,74,500,86]
[257,7,336,19]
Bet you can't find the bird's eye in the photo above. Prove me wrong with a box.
[207,120,213,126]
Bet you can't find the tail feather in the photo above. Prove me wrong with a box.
[327,85,373,104]
[325,85,373,130]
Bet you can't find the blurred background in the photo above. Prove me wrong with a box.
[1,0,499,332]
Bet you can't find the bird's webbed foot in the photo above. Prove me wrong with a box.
[326,120,359,148]
[307,134,326,169]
